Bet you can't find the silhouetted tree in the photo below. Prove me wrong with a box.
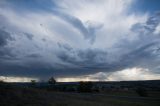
[48,77,56,84]
[78,81,93,93]
[31,80,36,87]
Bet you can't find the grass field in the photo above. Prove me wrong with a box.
[0,86,160,106]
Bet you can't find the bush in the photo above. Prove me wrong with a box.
[78,81,93,93]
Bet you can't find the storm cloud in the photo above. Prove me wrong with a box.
[0,29,12,46]
[0,0,160,81]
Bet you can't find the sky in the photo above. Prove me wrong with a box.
[0,0,160,82]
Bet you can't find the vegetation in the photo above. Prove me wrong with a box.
[30,80,36,86]
[0,84,160,106]
[78,81,93,92]
[48,77,56,84]
[136,87,148,97]
[0,80,160,106]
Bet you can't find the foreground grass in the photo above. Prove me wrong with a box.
[0,86,160,106]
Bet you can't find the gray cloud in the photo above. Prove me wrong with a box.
[0,29,12,46]
[52,10,102,44]
[55,12,160,75]
[0,0,160,81]
[24,33,34,40]
[116,12,160,72]
[0,28,15,60]
[57,48,107,65]
[57,42,73,51]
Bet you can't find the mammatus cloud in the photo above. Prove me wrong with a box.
[0,0,160,82]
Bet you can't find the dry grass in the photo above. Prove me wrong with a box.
[0,85,160,106]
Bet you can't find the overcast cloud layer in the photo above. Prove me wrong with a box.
[0,0,160,82]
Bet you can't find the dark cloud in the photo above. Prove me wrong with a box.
[0,0,160,81]
[119,42,159,67]
[24,33,34,40]
[57,42,73,51]
[117,12,160,72]
[132,12,160,34]
[57,48,107,65]
[0,29,14,59]
[0,29,12,46]
[25,54,41,58]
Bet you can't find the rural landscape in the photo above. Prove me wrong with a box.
[0,79,160,106]
[0,0,160,106]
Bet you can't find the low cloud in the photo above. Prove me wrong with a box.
[57,67,160,82]
[0,76,38,82]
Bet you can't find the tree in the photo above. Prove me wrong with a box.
[78,81,93,93]
[30,80,36,86]
[48,77,56,84]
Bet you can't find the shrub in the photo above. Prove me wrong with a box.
[78,81,93,93]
